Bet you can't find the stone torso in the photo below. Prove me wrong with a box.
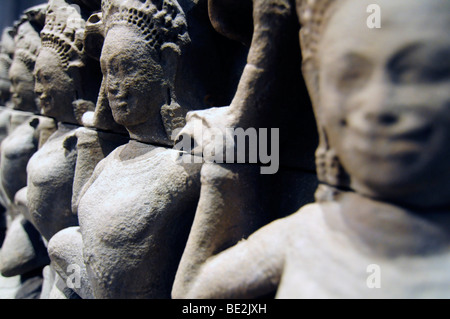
[277,202,450,299]
[78,141,201,298]
[27,122,79,241]
[0,117,38,206]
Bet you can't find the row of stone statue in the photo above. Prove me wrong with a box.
[0,0,448,299]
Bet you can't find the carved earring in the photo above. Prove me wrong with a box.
[161,98,188,143]
[325,148,350,189]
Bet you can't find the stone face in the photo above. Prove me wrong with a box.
[9,11,44,114]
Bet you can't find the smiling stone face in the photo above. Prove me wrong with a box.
[318,0,450,207]
[101,26,166,128]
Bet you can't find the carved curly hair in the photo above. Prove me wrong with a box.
[102,0,189,58]
[40,0,86,71]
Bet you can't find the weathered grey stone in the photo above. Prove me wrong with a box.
[0,215,48,278]
[0,28,15,105]
[0,0,445,301]
[78,145,201,298]
[47,266,81,299]
[0,7,52,299]
[50,0,209,299]
[27,123,79,241]
[9,11,44,114]
[0,107,12,144]
[47,226,93,299]
[172,0,450,299]
[0,115,39,207]
[14,267,44,299]
[39,265,53,299]
[27,0,122,244]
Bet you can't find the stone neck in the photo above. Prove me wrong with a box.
[324,191,450,258]
[126,115,171,147]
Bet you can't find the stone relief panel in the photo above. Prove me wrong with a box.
[0,0,447,300]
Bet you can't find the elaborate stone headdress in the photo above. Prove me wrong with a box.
[297,0,350,193]
[87,0,190,141]
[13,5,47,73]
[102,0,189,55]
[40,0,86,71]
[38,0,103,122]
[0,28,15,103]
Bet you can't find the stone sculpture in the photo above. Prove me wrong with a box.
[0,28,15,107]
[27,0,111,243]
[0,0,447,300]
[48,0,205,299]
[172,0,450,299]
[0,27,16,248]
[20,0,125,299]
[0,6,53,300]
[176,0,318,234]
[1,6,48,211]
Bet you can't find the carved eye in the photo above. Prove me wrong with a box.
[109,64,119,75]
[335,54,373,92]
[388,44,450,84]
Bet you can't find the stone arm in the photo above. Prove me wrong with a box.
[172,163,286,298]
[227,0,297,126]
[177,0,298,153]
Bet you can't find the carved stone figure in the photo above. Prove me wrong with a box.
[21,0,129,299]
[0,5,54,300]
[176,0,318,228]
[1,7,49,212]
[172,0,450,299]
[0,27,16,247]
[0,27,15,107]
[48,0,204,299]
[26,0,110,244]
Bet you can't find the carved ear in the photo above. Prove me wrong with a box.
[84,12,105,61]
[160,43,181,90]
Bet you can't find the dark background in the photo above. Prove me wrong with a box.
[0,0,47,35]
